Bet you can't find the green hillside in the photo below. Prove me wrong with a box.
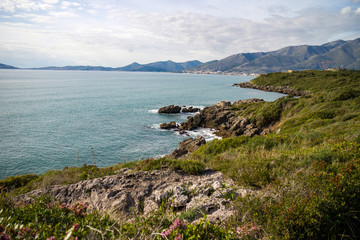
[1,70,360,239]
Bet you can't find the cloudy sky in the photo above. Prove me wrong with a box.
[1,0,360,67]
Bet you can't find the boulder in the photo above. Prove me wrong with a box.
[178,136,206,153]
[179,114,204,130]
[168,136,206,159]
[217,101,231,108]
[160,121,178,129]
[182,107,200,113]
[180,105,235,132]
[158,105,181,114]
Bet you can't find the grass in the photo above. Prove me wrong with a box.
[1,69,360,239]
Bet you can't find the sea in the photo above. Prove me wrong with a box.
[0,70,285,179]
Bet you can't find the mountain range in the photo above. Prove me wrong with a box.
[30,60,203,72]
[1,38,359,74]
[187,38,360,74]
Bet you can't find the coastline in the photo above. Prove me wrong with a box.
[2,69,360,239]
[233,81,311,96]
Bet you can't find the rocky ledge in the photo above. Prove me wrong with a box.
[16,169,251,224]
[158,105,200,114]
[233,82,311,96]
[179,99,265,138]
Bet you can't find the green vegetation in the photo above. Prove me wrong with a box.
[0,162,138,194]
[1,69,360,239]
[0,193,251,239]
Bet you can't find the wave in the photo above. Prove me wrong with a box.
[149,123,220,142]
[177,128,221,142]
[148,109,159,113]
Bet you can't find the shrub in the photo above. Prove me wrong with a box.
[137,158,206,175]
[0,174,39,192]
[333,89,360,101]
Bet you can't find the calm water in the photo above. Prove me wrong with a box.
[0,70,285,179]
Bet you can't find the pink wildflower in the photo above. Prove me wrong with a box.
[72,223,80,231]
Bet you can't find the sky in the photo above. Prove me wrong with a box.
[0,0,360,68]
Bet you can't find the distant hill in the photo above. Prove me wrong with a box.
[34,60,203,73]
[187,38,360,74]
[35,66,115,71]
[117,60,203,72]
[2,38,359,74]
[0,63,18,69]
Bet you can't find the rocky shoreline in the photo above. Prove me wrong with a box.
[159,98,265,139]
[157,99,268,159]
[233,81,311,96]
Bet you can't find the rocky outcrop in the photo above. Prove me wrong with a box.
[178,100,262,138]
[160,121,178,129]
[15,169,251,224]
[182,107,200,113]
[158,105,182,114]
[158,105,201,114]
[232,98,264,105]
[233,82,311,96]
[168,136,206,159]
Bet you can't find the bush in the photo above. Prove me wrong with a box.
[333,89,360,101]
[195,137,248,159]
[137,158,206,175]
[0,174,39,192]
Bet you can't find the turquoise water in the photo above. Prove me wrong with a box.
[0,70,285,179]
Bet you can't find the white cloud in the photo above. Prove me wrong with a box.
[13,13,54,23]
[49,10,78,18]
[0,0,55,12]
[341,6,352,15]
[0,0,16,12]
[42,0,59,4]
[60,1,81,10]
[1,1,360,67]
[355,7,360,15]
